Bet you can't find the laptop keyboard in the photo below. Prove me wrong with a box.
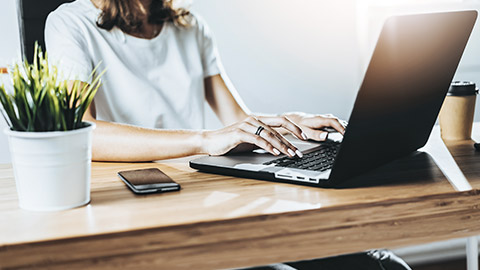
[263,142,340,171]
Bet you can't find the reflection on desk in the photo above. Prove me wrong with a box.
[1,124,480,269]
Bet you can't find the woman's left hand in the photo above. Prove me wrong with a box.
[282,112,346,141]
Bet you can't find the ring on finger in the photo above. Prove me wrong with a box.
[255,126,265,136]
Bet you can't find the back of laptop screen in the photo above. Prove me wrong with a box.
[329,11,477,185]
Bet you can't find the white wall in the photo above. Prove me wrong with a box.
[193,0,480,131]
[0,0,20,65]
[0,0,20,163]
[356,0,480,84]
[193,0,360,130]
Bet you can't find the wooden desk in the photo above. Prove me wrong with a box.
[1,125,480,269]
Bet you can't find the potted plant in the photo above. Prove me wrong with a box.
[0,43,103,211]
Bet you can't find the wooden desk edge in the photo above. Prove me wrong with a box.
[2,189,480,269]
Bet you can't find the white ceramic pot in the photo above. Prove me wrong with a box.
[4,122,95,211]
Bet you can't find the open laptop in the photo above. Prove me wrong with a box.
[190,11,477,188]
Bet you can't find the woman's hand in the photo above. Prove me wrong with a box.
[283,112,346,141]
[201,115,308,158]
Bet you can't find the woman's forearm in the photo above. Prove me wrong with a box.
[205,74,250,126]
[89,119,205,162]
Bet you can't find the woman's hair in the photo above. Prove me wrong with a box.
[96,0,191,33]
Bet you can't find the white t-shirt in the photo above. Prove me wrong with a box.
[45,0,221,129]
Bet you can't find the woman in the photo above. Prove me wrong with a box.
[45,0,345,161]
[45,1,410,269]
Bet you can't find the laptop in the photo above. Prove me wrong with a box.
[190,11,477,188]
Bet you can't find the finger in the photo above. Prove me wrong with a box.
[325,117,346,134]
[258,115,307,140]
[245,117,299,149]
[303,116,346,135]
[244,119,300,157]
[258,126,299,157]
[240,121,295,157]
[235,129,280,156]
[303,127,329,142]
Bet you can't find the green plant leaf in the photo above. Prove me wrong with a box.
[0,42,104,132]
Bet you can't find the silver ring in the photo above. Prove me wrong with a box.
[255,126,265,136]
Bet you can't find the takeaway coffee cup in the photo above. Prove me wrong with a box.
[439,81,478,141]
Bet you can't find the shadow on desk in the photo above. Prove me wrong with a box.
[339,151,447,188]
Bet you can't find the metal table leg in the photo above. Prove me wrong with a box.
[467,236,478,270]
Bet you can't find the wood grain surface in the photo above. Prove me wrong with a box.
[1,125,480,269]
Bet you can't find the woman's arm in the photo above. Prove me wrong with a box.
[80,76,306,161]
[83,100,205,162]
[84,106,305,161]
[204,74,249,125]
[82,72,345,162]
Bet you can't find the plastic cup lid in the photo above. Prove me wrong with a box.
[447,81,478,96]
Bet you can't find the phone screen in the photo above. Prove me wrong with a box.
[118,168,180,194]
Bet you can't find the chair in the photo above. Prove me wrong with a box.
[17,0,74,63]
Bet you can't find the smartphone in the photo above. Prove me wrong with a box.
[117,168,181,194]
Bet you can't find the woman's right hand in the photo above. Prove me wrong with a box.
[201,115,307,158]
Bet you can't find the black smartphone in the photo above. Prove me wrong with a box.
[117,168,181,194]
